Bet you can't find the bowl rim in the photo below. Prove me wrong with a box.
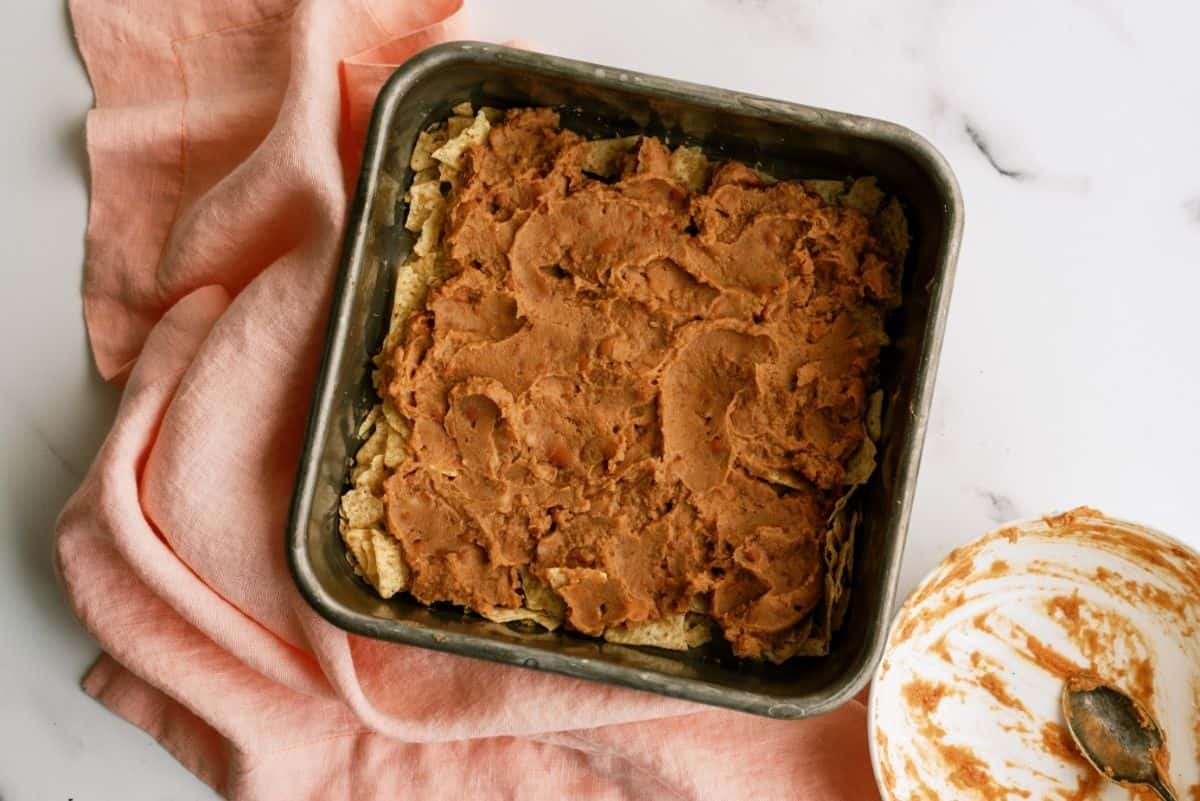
[866,509,1200,795]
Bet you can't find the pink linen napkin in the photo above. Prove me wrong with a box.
[57,1,882,798]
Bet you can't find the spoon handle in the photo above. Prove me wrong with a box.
[1149,776,1178,801]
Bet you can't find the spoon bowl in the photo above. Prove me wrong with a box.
[1061,674,1177,801]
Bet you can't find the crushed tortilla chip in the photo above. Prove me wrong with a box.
[669,145,710,192]
[758,465,807,490]
[842,176,885,216]
[431,111,491,169]
[356,423,388,465]
[604,614,713,650]
[341,487,383,528]
[397,257,435,308]
[356,405,380,439]
[446,115,473,139]
[751,166,779,185]
[405,182,444,233]
[353,454,386,493]
[381,263,432,357]
[762,617,816,663]
[412,203,445,258]
[410,129,448,172]
[828,508,859,632]
[802,179,847,205]
[384,424,408,468]
[580,136,639,178]
[342,527,409,598]
[844,429,877,487]
[866,390,884,441]
[544,566,609,590]
[517,568,566,624]
[479,606,563,631]
[380,399,409,436]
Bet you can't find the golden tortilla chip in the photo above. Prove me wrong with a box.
[410,128,448,172]
[762,617,816,663]
[405,181,444,233]
[356,405,380,439]
[437,160,460,189]
[384,423,408,468]
[775,417,877,662]
[866,390,884,442]
[543,566,569,590]
[450,101,473,117]
[803,179,847,205]
[669,145,710,192]
[431,111,491,169]
[790,473,867,661]
[580,136,638,178]
[340,406,413,597]
[356,423,388,465]
[446,115,473,139]
[352,454,386,493]
[520,568,566,621]
[479,606,563,631]
[842,176,885,216]
[826,503,856,600]
[375,254,435,385]
[412,202,445,258]
[796,505,859,661]
[829,508,859,632]
[342,527,410,598]
[380,399,409,436]
[844,430,877,487]
[604,614,712,650]
[760,466,807,491]
[751,166,779,186]
[380,266,431,356]
[544,566,612,591]
[341,486,383,528]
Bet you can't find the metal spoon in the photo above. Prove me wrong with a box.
[1061,673,1177,801]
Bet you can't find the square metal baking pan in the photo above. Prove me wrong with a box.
[287,42,962,718]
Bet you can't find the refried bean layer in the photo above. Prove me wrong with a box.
[382,108,899,659]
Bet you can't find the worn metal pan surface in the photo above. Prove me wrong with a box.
[287,41,963,718]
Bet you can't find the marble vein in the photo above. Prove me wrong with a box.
[1,392,88,480]
[28,418,85,481]
[964,121,1028,181]
[975,489,1020,525]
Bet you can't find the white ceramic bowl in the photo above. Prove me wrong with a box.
[870,507,1200,800]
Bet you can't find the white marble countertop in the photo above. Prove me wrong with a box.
[2,1,1198,798]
